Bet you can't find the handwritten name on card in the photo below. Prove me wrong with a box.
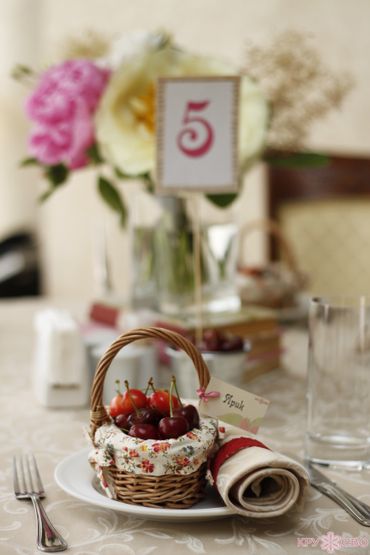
[199,376,270,434]
[156,76,240,194]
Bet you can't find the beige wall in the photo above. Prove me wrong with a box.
[1,0,370,300]
[0,0,41,240]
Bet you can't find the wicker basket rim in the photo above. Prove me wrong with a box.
[89,326,211,442]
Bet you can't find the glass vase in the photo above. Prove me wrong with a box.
[153,196,240,316]
[128,187,160,310]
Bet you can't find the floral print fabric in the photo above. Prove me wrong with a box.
[89,417,218,476]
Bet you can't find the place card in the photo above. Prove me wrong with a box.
[199,377,270,434]
[156,76,240,194]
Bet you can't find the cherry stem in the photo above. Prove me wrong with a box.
[115,379,121,395]
[124,380,139,415]
[145,377,156,395]
[169,377,176,417]
[171,375,183,407]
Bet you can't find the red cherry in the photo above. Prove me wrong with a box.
[158,415,189,439]
[186,330,244,353]
[202,329,220,351]
[148,390,180,415]
[220,336,244,352]
[109,394,127,418]
[109,380,148,417]
[173,404,200,429]
[114,413,131,430]
[127,407,162,427]
[120,388,148,415]
[128,423,159,440]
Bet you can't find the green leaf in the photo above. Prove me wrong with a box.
[20,157,39,167]
[86,143,104,165]
[264,151,330,168]
[113,168,156,193]
[98,176,127,227]
[44,164,69,187]
[38,164,69,202]
[38,189,55,203]
[141,172,155,193]
[206,192,238,209]
[114,167,130,180]
[11,63,34,81]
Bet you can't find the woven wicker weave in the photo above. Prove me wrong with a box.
[238,219,307,308]
[90,327,213,509]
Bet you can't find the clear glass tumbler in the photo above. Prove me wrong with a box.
[305,296,370,469]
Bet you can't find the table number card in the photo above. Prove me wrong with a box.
[156,76,240,194]
[199,377,270,434]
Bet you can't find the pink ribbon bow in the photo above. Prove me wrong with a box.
[196,387,220,402]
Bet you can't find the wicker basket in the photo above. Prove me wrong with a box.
[89,326,216,509]
[238,219,307,309]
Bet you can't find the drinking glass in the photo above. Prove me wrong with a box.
[305,296,370,469]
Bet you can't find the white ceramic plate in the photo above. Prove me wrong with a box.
[54,449,233,522]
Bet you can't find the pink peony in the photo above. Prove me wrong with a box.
[28,102,94,169]
[25,60,109,168]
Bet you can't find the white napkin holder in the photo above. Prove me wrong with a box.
[33,309,89,408]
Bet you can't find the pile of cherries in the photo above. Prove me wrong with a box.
[188,329,244,353]
[109,377,200,440]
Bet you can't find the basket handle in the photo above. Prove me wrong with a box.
[238,219,303,280]
[90,326,210,440]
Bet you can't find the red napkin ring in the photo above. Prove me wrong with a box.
[211,437,270,485]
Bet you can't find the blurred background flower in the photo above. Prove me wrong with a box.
[17,30,269,221]
[95,31,268,177]
[26,60,109,170]
[1,0,362,301]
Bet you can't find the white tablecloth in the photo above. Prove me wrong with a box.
[1,299,369,555]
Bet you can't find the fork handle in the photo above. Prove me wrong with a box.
[314,483,370,527]
[31,495,68,552]
[334,485,370,518]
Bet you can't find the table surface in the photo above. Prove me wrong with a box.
[1,299,369,555]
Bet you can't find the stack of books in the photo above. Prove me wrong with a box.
[153,307,282,383]
[88,303,282,383]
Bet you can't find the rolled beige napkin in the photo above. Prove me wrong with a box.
[210,434,309,518]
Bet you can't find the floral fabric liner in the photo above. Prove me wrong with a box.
[89,417,218,477]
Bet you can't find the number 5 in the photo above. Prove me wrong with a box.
[177,101,214,158]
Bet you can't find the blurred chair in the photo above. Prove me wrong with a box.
[267,153,370,296]
[0,231,41,297]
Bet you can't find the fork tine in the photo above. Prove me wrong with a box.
[13,454,68,550]
[14,455,27,494]
[22,454,33,494]
[13,456,21,495]
[31,454,45,495]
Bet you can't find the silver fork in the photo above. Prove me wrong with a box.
[13,454,68,552]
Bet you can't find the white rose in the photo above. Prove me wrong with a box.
[95,41,268,176]
[98,30,172,70]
